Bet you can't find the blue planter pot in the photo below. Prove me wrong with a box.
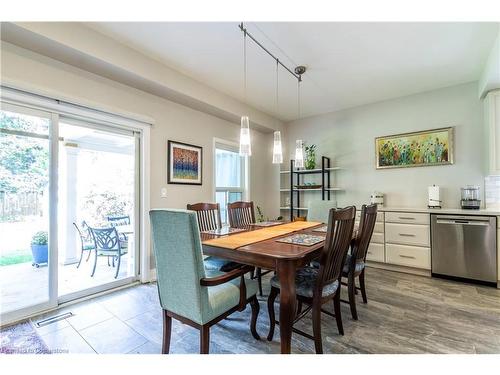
[31,244,48,266]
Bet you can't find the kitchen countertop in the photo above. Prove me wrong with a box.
[374,206,500,216]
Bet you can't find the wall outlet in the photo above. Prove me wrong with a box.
[160,187,167,198]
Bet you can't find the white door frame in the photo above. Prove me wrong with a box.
[0,102,59,325]
[0,88,152,325]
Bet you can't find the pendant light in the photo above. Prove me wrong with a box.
[295,139,304,168]
[239,29,251,157]
[272,59,283,164]
[294,79,304,168]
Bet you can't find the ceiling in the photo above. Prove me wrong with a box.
[86,22,499,122]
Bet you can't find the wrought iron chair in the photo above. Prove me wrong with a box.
[107,215,130,250]
[89,226,128,278]
[341,204,378,320]
[73,221,95,268]
[227,201,270,296]
[267,206,356,354]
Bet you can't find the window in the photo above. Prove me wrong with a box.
[214,141,247,224]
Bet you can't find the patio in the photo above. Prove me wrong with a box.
[0,255,131,315]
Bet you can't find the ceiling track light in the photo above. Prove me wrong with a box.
[237,23,307,163]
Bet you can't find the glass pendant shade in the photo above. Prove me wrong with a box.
[239,116,252,156]
[294,139,304,168]
[272,131,283,164]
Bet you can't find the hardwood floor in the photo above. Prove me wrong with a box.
[17,267,500,353]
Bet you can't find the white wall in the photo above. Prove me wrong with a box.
[1,42,281,269]
[284,82,485,209]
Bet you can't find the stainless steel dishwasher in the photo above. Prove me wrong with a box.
[431,215,497,285]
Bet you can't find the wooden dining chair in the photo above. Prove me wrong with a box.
[187,203,222,232]
[187,203,239,272]
[267,206,356,354]
[227,201,255,228]
[341,204,378,320]
[227,201,269,296]
[149,209,260,354]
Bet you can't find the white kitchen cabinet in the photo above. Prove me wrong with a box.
[385,223,430,247]
[497,217,500,286]
[386,244,431,269]
[358,211,385,263]
[484,90,500,175]
[366,243,385,263]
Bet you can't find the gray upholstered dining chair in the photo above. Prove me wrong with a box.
[307,200,338,223]
[149,209,260,354]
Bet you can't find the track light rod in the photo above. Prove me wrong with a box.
[238,23,303,82]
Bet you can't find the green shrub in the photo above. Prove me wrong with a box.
[31,231,48,245]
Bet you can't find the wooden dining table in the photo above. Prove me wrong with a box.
[201,221,328,354]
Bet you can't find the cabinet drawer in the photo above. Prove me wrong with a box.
[374,222,384,233]
[385,223,430,246]
[371,232,384,244]
[385,212,429,225]
[366,243,385,263]
[386,244,431,269]
[355,221,384,234]
[356,211,385,223]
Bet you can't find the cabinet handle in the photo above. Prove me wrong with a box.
[398,217,416,220]
[367,251,372,254]
[399,255,416,259]
[399,233,416,237]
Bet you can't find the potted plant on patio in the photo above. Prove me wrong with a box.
[31,231,48,268]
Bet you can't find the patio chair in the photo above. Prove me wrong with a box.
[73,221,95,268]
[107,215,131,248]
[89,226,128,279]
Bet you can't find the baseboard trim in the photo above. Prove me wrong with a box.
[366,261,431,277]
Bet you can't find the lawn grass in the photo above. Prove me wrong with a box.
[0,249,32,266]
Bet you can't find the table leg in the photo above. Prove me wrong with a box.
[277,259,297,354]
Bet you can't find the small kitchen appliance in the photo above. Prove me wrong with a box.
[370,191,384,206]
[460,186,481,210]
[428,185,441,209]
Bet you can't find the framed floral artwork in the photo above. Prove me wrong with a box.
[375,127,454,169]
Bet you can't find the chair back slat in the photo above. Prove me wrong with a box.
[187,203,222,231]
[315,206,356,297]
[354,204,378,263]
[228,201,255,228]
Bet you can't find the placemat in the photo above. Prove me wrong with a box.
[276,234,325,246]
[202,221,322,249]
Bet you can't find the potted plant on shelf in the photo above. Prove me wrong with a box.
[31,231,48,268]
[304,144,317,170]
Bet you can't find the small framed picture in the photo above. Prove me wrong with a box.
[167,140,202,185]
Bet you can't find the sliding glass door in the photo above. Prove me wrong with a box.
[57,119,138,301]
[0,98,142,324]
[0,103,58,321]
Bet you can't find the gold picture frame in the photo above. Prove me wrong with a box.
[375,127,454,169]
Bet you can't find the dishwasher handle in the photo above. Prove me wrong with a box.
[435,218,491,226]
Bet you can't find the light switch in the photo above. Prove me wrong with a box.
[161,187,167,198]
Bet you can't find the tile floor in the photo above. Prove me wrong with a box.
[22,267,500,354]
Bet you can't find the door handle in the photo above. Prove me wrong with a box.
[399,255,416,259]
